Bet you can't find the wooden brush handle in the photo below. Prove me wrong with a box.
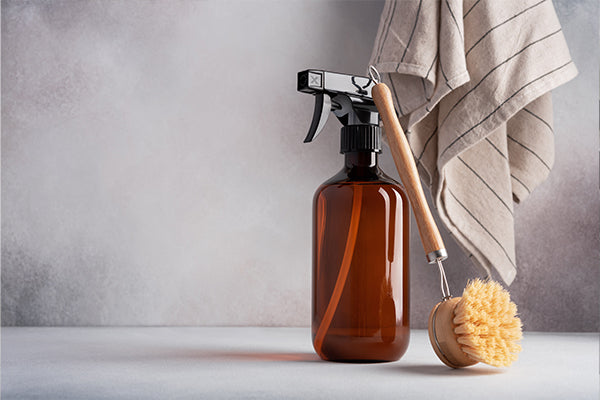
[372,82,446,262]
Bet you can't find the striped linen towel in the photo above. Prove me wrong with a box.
[369,0,577,284]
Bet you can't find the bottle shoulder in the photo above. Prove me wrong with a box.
[376,170,404,187]
[314,169,408,199]
[318,168,404,188]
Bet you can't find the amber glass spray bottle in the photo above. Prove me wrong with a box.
[298,70,410,362]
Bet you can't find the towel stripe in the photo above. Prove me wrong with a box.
[389,76,405,115]
[445,0,463,38]
[463,0,482,18]
[417,128,438,162]
[457,156,514,215]
[485,137,507,159]
[422,54,438,100]
[523,108,554,134]
[507,135,551,170]
[486,135,538,195]
[440,28,563,128]
[376,0,397,63]
[425,54,438,79]
[372,0,391,63]
[511,174,531,194]
[401,0,423,62]
[485,139,533,195]
[439,60,453,90]
[440,60,572,158]
[447,189,516,267]
[465,0,547,57]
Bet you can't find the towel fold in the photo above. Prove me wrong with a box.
[369,0,577,284]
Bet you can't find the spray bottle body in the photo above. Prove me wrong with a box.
[312,150,410,362]
[297,69,410,362]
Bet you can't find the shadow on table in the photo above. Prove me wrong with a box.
[191,350,321,363]
[390,363,504,376]
[66,344,321,364]
[130,349,322,363]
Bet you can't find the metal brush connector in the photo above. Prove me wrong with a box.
[426,249,448,264]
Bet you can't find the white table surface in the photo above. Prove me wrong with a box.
[1,327,598,399]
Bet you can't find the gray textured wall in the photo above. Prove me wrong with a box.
[2,0,598,331]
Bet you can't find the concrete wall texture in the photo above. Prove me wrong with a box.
[2,0,598,331]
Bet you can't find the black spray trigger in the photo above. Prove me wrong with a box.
[298,69,380,147]
[331,94,352,126]
[304,93,332,143]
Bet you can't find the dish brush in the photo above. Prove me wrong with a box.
[428,279,522,367]
[369,66,522,368]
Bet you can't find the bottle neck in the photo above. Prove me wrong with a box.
[344,151,381,179]
[345,151,378,168]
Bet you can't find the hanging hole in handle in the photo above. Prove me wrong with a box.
[368,65,381,84]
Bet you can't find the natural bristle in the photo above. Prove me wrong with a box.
[453,279,522,367]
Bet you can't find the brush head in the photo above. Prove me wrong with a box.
[428,279,522,368]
